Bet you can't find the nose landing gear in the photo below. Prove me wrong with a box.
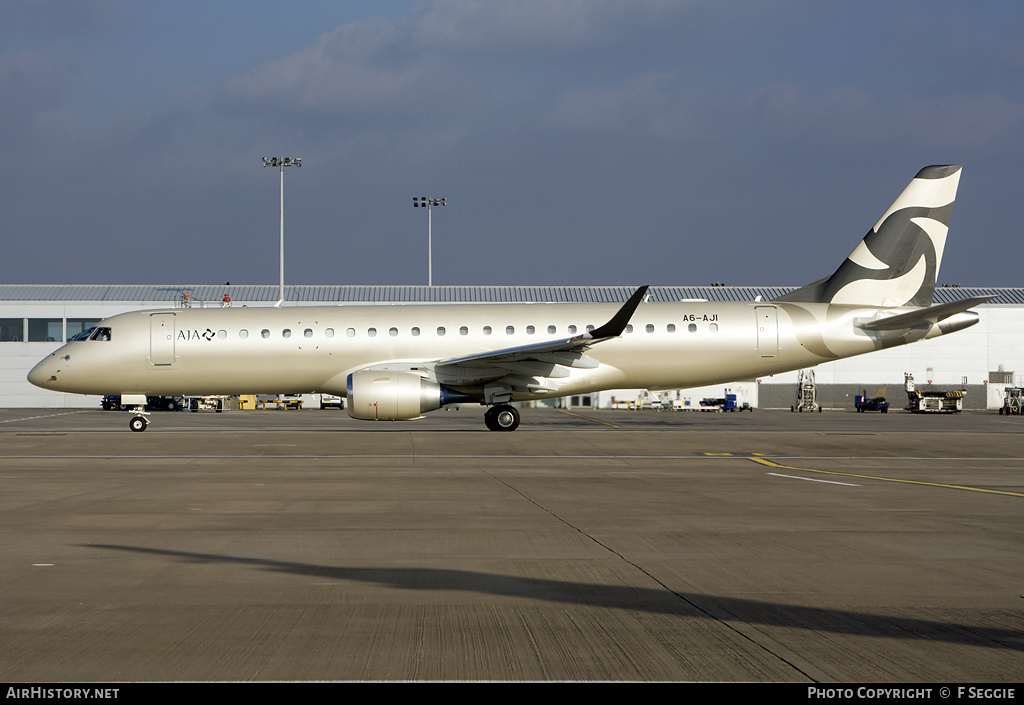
[129,414,149,432]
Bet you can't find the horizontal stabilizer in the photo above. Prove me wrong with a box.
[857,296,992,331]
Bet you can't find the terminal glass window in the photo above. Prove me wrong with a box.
[28,318,63,342]
[0,319,23,342]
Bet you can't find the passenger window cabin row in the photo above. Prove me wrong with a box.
[68,321,721,343]
[223,321,720,340]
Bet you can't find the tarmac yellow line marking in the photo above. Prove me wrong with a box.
[750,457,1024,497]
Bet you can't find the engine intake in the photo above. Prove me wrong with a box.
[347,369,455,421]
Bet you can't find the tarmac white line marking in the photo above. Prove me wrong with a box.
[750,457,1024,497]
[5,454,1024,461]
[767,472,859,486]
[555,408,620,427]
[0,411,90,424]
[0,454,737,459]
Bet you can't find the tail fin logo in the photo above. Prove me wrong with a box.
[778,165,961,308]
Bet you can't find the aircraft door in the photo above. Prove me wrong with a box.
[150,313,176,365]
[755,306,778,357]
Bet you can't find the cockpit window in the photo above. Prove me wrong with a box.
[69,327,110,341]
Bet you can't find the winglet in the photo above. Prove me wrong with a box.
[588,286,649,340]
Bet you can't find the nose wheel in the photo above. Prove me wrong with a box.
[484,404,520,432]
[129,413,150,432]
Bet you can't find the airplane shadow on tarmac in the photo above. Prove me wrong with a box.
[86,543,1023,651]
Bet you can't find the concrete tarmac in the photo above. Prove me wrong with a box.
[0,406,1022,682]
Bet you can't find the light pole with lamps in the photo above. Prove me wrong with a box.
[413,196,445,286]
[263,156,301,304]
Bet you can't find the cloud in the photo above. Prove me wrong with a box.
[223,18,417,116]
[3,1,1024,286]
[0,0,119,40]
[217,2,699,131]
[0,48,75,140]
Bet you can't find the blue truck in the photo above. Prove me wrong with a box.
[854,391,889,413]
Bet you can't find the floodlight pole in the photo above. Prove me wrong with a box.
[262,157,301,304]
[413,197,446,286]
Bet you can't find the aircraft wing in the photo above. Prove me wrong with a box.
[857,295,993,331]
[434,285,648,392]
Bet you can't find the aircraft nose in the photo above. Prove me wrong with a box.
[28,354,62,390]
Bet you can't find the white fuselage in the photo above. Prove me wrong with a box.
[27,299,966,401]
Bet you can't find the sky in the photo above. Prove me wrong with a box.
[2,1,1022,289]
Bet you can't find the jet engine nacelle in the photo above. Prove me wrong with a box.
[346,368,444,421]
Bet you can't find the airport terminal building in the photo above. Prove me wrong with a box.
[3,284,1022,411]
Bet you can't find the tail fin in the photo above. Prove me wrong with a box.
[776,165,962,307]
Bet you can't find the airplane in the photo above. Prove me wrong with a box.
[29,165,989,432]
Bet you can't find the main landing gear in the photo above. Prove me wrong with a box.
[484,404,520,432]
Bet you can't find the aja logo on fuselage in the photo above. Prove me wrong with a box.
[177,328,216,341]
